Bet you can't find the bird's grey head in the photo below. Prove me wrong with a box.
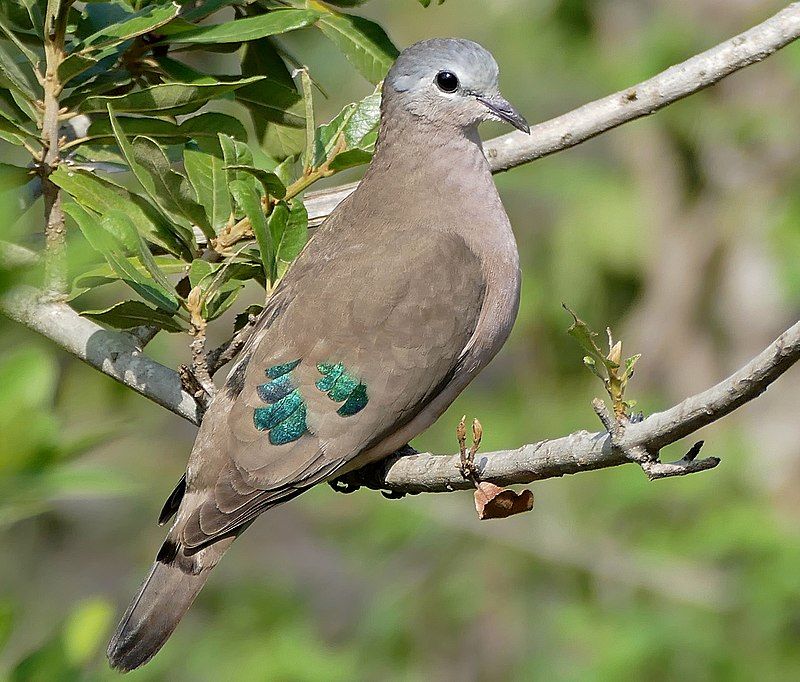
[384,38,529,135]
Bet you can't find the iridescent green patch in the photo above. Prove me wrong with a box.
[266,359,301,379]
[337,383,368,416]
[254,360,307,444]
[316,362,368,416]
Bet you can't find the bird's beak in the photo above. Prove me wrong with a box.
[477,94,530,134]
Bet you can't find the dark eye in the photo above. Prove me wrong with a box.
[435,70,459,93]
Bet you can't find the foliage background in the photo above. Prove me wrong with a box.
[2,0,800,679]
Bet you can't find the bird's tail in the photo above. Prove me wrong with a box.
[106,534,234,672]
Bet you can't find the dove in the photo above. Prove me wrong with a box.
[107,37,529,671]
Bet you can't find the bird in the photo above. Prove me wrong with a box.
[107,37,529,671]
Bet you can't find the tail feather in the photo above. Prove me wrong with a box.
[107,535,234,672]
[106,559,209,672]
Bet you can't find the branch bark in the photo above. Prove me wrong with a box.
[2,4,800,493]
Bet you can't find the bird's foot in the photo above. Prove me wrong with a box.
[328,445,419,498]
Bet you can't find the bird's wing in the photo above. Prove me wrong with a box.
[179,227,485,549]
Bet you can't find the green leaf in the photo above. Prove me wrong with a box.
[80,1,180,50]
[78,76,264,115]
[184,142,231,234]
[563,304,618,372]
[316,9,398,84]
[57,53,98,85]
[219,133,253,186]
[51,166,194,259]
[230,178,274,283]
[64,203,179,312]
[181,0,246,23]
[236,78,305,128]
[107,105,209,237]
[71,257,187,299]
[0,107,36,146]
[225,165,286,199]
[327,148,372,171]
[276,199,307,278]
[132,136,212,236]
[314,87,380,167]
[238,37,305,159]
[0,40,39,99]
[82,112,247,147]
[0,163,32,191]
[165,9,318,45]
[81,300,185,332]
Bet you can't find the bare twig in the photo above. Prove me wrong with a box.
[207,313,259,376]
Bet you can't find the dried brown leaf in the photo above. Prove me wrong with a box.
[474,482,534,520]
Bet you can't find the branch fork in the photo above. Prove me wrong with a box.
[592,398,720,481]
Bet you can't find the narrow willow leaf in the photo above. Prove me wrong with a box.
[184,142,231,234]
[82,300,185,333]
[224,165,286,199]
[276,199,307,279]
[57,53,98,85]
[80,1,180,50]
[82,112,246,147]
[230,179,273,283]
[78,77,263,115]
[239,36,305,159]
[219,133,253,186]
[165,9,318,45]
[315,9,398,84]
[64,203,179,312]
[51,166,193,259]
[132,136,213,237]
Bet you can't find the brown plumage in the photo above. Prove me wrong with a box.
[107,37,527,671]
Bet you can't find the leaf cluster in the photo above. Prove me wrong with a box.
[0,0,429,336]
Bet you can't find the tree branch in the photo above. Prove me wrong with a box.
[1,286,201,425]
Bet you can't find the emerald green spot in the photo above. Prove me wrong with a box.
[269,403,307,445]
[315,363,344,392]
[328,372,358,402]
[266,359,300,379]
[257,373,294,402]
[337,383,368,416]
[314,361,369,416]
[253,390,302,431]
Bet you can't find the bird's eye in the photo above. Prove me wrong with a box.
[435,71,459,93]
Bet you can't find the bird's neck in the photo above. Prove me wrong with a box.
[365,108,491,192]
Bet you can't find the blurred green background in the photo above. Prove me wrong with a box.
[3,0,800,679]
